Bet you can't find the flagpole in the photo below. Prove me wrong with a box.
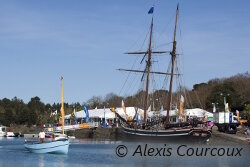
[60,76,64,135]
[104,106,106,128]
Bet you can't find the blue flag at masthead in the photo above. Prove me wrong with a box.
[148,6,154,14]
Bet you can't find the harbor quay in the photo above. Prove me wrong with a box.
[6,124,249,145]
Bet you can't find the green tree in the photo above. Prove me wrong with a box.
[2,109,14,126]
[205,81,241,111]
[244,104,250,115]
[28,96,45,114]
[87,96,103,109]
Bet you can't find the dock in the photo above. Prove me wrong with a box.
[23,134,38,138]
[209,126,248,145]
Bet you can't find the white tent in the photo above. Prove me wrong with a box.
[159,108,213,118]
[64,108,116,120]
[65,107,212,120]
[115,107,144,120]
[185,108,213,118]
[159,110,178,117]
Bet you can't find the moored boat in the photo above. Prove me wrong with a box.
[0,126,6,137]
[6,132,15,137]
[24,76,69,154]
[117,3,212,141]
[24,138,69,154]
[122,123,211,142]
[0,126,17,137]
[45,132,55,138]
[5,128,15,137]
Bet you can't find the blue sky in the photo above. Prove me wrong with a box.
[0,0,249,104]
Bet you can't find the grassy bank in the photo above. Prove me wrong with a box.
[9,124,41,135]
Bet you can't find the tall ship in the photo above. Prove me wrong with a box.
[117,3,211,141]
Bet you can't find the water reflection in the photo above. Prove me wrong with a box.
[37,153,67,167]
[0,138,248,167]
[70,138,122,144]
[38,155,44,167]
[60,157,64,167]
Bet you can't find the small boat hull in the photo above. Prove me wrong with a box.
[24,139,69,154]
[6,132,15,137]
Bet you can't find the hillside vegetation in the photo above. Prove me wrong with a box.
[0,72,249,127]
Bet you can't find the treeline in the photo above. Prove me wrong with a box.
[189,72,250,112]
[90,72,250,113]
[0,97,82,127]
[0,72,249,127]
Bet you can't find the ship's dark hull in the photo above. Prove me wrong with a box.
[122,125,212,143]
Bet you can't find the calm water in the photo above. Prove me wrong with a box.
[0,137,249,167]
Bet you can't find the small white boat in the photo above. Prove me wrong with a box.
[24,138,69,154]
[6,132,15,137]
[0,126,7,137]
[68,136,76,139]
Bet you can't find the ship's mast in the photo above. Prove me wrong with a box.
[61,76,65,135]
[118,13,169,125]
[166,3,179,125]
[143,17,154,123]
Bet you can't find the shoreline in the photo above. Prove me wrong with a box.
[8,125,248,145]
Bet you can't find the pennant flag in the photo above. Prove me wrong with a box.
[121,100,128,119]
[160,105,164,112]
[73,108,77,117]
[213,104,216,113]
[136,113,139,121]
[181,95,184,102]
[134,106,138,121]
[236,110,240,121]
[104,106,106,127]
[50,110,57,117]
[229,112,232,124]
[83,105,89,123]
[134,106,137,113]
[179,95,184,119]
[225,103,230,112]
[104,106,106,117]
[148,6,154,14]
[147,105,151,112]
[204,115,208,121]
